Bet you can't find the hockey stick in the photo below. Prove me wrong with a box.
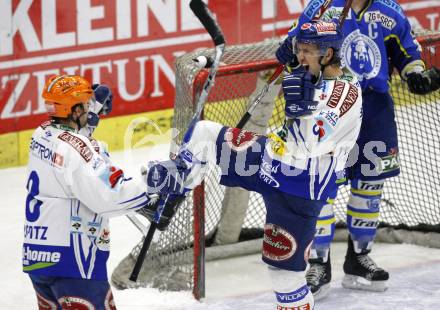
[235,0,334,130]
[129,0,225,282]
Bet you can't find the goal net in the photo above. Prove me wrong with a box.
[111,30,440,299]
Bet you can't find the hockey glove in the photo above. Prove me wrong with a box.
[143,155,189,196]
[282,69,319,118]
[87,84,113,128]
[407,67,440,95]
[276,36,300,70]
[92,84,113,115]
[136,194,185,231]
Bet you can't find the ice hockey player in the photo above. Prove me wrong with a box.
[276,0,440,300]
[22,75,164,309]
[141,20,363,309]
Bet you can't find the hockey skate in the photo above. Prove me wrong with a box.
[342,237,389,292]
[306,255,332,301]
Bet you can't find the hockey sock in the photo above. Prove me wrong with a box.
[268,266,314,310]
[346,179,384,253]
[310,197,336,262]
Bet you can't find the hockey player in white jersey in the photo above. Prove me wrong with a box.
[141,20,363,309]
[23,75,168,309]
[276,0,440,300]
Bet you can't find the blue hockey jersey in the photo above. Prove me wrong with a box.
[323,0,424,92]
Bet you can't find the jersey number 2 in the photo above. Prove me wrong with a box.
[26,171,42,222]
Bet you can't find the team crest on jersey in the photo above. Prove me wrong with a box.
[341,30,381,82]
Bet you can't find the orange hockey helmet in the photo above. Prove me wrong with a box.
[42,75,93,118]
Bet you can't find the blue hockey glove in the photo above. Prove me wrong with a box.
[87,84,113,128]
[282,69,319,118]
[143,155,190,196]
[276,36,300,69]
[138,155,190,230]
[136,194,185,231]
[92,84,113,115]
[276,36,294,65]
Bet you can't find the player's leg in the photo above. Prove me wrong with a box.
[342,178,389,291]
[342,89,398,291]
[263,192,325,310]
[305,196,336,300]
[28,275,59,310]
[51,277,116,309]
[140,120,265,229]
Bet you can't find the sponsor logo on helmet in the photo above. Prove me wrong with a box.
[315,21,338,35]
[263,224,296,261]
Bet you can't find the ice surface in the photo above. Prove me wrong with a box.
[2,144,440,309]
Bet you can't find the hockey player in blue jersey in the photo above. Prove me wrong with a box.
[276,0,440,300]
[141,20,363,309]
[23,75,171,310]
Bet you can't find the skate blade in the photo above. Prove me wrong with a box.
[341,274,387,292]
[312,283,331,301]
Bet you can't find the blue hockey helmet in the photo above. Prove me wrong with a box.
[294,20,343,58]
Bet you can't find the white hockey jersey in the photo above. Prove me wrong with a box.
[23,122,152,280]
[260,69,362,201]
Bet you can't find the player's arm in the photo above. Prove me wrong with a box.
[386,7,439,94]
[59,135,153,217]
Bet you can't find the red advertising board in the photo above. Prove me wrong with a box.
[1,0,439,134]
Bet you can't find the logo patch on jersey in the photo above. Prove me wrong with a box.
[22,246,61,268]
[327,80,345,108]
[378,152,400,173]
[318,110,339,127]
[341,30,381,82]
[259,160,281,188]
[364,11,396,30]
[339,84,359,117]
[98,229,110,244]
[267,133,287,156]
[58,132,93,162]
[225,128,259,152]
[263,223,296,261]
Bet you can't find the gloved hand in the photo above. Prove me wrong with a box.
[276,36,294,65]
[138,155,190,230]
[282,69,319,118]
[407,67,440,95]
[87,84,113,128]
[92,84,113,115]
[136,194,185,231]
[143,155,190,196]
[276,36,300,70]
